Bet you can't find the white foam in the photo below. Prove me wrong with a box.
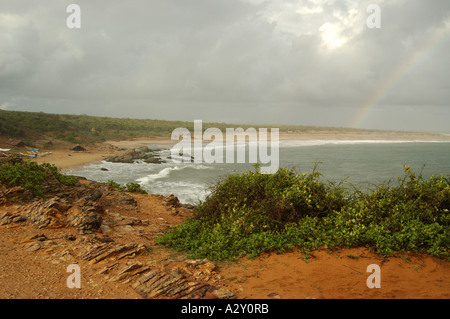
[192,164,212,170]
[137,166,185,183]
[279,139,449,148]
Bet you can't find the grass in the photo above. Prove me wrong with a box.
[157,164,450,261]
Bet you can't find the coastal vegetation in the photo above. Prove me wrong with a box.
[0,109,398,145]
[0,160,148,198]
[103,180,148,194]
[158,164,450,261]
[0,160,79,198]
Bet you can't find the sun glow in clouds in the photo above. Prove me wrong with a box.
[317,5,364,50]
[319,23,348,48]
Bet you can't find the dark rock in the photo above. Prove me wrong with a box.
[62,234,76,241]
[23,242,41,252]
[94,235,114,243]
[105,149,165,164]
[79,243,144,263]
[104,149,139,163]
[163,194,181,208]
[131,259,236,299]
[3,186,34,204]
[118,193,137,206]
[181,203,196,210]
[12,215,27,223]
[39,174,65,196]
[144,155,165,164]
[12,190,105,234]
[67,206,103,234]
[71,145,86,152]
[0,212,27,225]
[25,198,68,229]
[80,188,103,201]
[30,234,49,241]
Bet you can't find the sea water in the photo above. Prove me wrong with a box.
[64,140,450,205]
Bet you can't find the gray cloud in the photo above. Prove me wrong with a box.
[1,0,449,132]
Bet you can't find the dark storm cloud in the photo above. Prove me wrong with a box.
[0,0,449,132]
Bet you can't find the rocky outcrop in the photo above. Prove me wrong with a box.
[136,259,235,299]
[0,185,34,205]
[0,211,27,225]
[1,192,105,234]
[0,168,105,233]
[162,194,181,208]
[104,148,165,164]
[0,165,236,299]
[71,145,87,152]
[10,207,237,299]
[132,267,235,299]
[80,243,147,264]
[0,158,235,299]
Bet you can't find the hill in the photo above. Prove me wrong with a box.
[2,109,443,149]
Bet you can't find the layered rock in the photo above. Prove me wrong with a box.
[0,167,236,300]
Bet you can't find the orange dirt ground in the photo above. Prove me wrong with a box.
[1,191,448,299]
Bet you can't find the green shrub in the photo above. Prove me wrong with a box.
[125,182,148,194]
[104,180,147,194]
[330,166,450,258]
[157,166,450,261]
[193,164,348,231]
[0,161,79,198]
[105,180,124,191]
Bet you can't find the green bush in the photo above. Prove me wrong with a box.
[157,165,450,261]
[193,164,348,231]
[330,166,450,258]
[105,180,124,191]
[0,161,79,198]
[125,182,148,194]
[104,180,148,194]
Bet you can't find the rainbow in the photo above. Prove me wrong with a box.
[348,26,450,128]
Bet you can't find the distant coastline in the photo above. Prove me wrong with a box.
[28,129,450,171]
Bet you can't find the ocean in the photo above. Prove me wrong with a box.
[64,140,450,205]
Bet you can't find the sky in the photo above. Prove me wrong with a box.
[1,0,449,133]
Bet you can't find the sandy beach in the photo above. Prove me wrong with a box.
[30,146,117,170]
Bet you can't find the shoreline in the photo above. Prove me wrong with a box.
[106,131,450,144]
[28,131,450,171]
